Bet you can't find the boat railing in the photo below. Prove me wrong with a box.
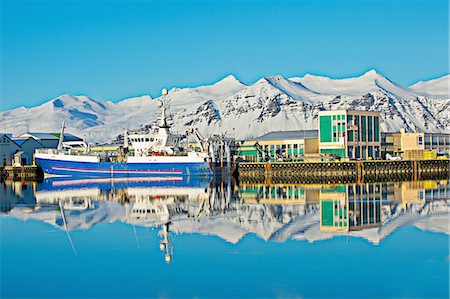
[36,148,60,155]
[35,148,91,156]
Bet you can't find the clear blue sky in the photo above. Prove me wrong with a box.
[1,0,448,110]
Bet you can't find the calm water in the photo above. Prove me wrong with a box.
[1,177,449,298]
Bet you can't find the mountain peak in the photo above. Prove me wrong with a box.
[364,69,378,76]
[213,74,245,87]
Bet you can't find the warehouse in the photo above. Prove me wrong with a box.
[235,130,319,162]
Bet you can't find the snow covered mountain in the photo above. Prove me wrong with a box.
[409,74,449,98]
[7,197,449,245]
[1,71,449,142]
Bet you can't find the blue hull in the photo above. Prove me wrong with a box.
[38,176,213,192]
[36,157,213,178]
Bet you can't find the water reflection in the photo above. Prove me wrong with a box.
[1,177,449,261]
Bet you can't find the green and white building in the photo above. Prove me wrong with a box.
[318,110,381,159]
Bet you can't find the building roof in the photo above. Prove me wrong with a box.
[0,133,20,146]
[18,132,83,141]
[53,133,83,142]
[19,132,59,140]
[254,130,318,141]
[11,138,29,146]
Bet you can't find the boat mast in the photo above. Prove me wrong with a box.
[57,118,66,151]
[159,88,169,129]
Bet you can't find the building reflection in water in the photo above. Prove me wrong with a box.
[1,177,449,261]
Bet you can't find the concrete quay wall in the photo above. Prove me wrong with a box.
[236,159,449,184]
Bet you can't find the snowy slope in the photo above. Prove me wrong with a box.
[1,71,449,142]
[290,69,419,99]
[409,74,450,98]
[8,199,449,245]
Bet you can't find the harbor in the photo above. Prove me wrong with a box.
[237,159,449,184]
[2,176,449,297]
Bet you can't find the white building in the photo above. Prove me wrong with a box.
[0,134,20,166]
[17,132,82,148]
[11,137,45,165]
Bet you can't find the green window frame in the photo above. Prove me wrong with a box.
[374,116,380,142]
[361,116,367,142]
[320,115,332,142]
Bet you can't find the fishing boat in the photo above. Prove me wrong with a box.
[35,89,213,178]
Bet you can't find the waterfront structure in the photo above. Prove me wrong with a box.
[237,183,321,205]
[235,130,319,162]
[1,132,84,167]
[318,110,381,159]
[320,184,382,232]
[381,130,450,159]
[17,132,83,148]
[424,132,450,155]
[34,90,213,178]
[383,180,449,207]
[381,130,425,159]
[11,137,46,165]
[0,134,20,166]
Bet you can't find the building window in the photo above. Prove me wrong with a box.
[347,115,353,125]
[348,130,354,142]
[418,136,423,146]
[368,146,373,158]
[348,146,354,159]
[368,116,373,142]
[320,115,333,143]
[361,116,367,142]
[362,146,367,159]
[374,116,380,142]
[432,136,438,146]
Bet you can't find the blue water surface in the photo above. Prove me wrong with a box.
[1,216,448,298]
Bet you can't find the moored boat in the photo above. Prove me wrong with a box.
[35,89,213,178]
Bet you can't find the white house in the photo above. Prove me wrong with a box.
[11,137,45,165]
[17,132,83,148]
[0,134,20,166]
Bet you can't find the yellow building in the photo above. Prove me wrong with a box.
[380,129,445,159]
[235,130,319,162]
[237,183,321,205]
[424,132,450,155]
[384,180,449,208]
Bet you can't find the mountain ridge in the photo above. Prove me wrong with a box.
[1,71,449,143]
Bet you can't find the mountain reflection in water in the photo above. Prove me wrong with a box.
[1,177,449,262]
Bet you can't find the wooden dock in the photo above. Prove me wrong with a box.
[1,165,44,181]
[236,159,450,184]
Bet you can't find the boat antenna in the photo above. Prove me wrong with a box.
[59,200,78,256]
[132,224,141,252]
[158,88,170,128]
[57,116,67,151]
